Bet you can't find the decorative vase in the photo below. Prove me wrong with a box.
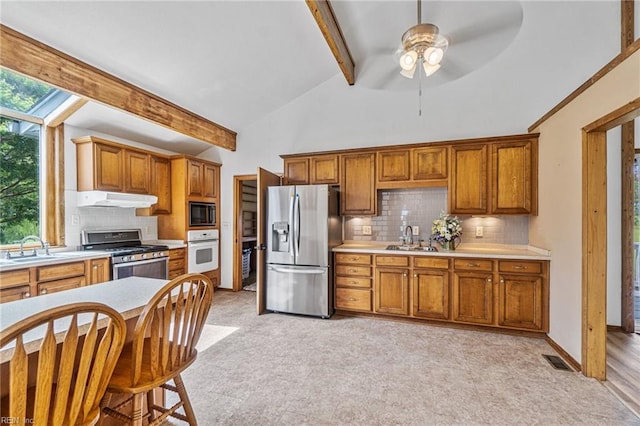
[440,240,456,251]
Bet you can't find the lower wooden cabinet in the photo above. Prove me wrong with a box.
[168,248,186,279]
[334,253,549,333]
[375,268,410,316]
[0,257,109,303]
[334,253,372,312]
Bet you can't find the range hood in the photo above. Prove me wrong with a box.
[77,191,158,208]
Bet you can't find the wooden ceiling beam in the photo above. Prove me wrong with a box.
[0,24,236,151]
[306,0,355,85]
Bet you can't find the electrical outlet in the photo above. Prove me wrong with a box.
[71,214,80,226]
[475,226,484,237]
[412,226,419,235]
[362,225,372,235]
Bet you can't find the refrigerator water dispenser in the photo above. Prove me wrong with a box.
[272,221,290,252]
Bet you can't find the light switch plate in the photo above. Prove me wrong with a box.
[363,225,372,235]
[412,226,419,235]
[475,226,484,237]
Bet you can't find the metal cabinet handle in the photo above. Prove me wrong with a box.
[23,292,30,298]
[487,278,492,284]
[348,297,356,302]
[403,273,407,277]
[500,279,505,284]
[349,257,360,261]
[349,269,358,273]
[414,274,418,278]
[467,263,480,267]
[40,289,48,295]
[513,265,527,270]
[350,280,358,285]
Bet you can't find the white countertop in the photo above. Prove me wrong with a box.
[0,250,111,271]
[0,277,169,360]
[333,242,551,260]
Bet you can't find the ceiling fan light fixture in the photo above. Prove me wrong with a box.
[400,65,417,79]
[423,62,441,77]
[400,50,418,70]
[424,47,444,66]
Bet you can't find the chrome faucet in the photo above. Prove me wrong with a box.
[404,226,414,246]
[17,235,49,257]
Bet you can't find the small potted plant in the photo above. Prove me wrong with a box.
[431,212,463,251]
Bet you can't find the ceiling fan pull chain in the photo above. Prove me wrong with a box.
[418,60,423,117]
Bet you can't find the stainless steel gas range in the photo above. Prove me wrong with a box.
[81,229,169,280]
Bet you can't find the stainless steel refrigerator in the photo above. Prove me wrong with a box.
[265,184,341,318]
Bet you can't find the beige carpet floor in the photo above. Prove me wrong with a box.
[172,291,639,425]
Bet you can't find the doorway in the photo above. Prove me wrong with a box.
[233,175,258,292]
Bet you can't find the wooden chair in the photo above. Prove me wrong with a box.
[0,302,127,426]
[101,273,213,425]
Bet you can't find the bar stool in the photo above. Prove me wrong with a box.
[101,273,213,425]
[0,302,127,426]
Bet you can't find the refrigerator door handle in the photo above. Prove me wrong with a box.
[294,193,301,259]
[288,193,295,259]
[267,265,326,275]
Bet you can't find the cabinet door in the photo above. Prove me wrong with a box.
[498,274,543,330]
[89,258,110,285]
[450,145,488,214]
[413,146,448,181]
[452,271,493,324]
[413,269,449,320]
[187,159,204,197]
[377,150,410,182]
[284,158,309,185]
[149,156,172,214]
[341,153,376,215]
[310,155,339,184]
[375,268,409,316]
[203,163,218,198]
[95,143,124,191]
[124,150,150,194]
[491,140,536,215]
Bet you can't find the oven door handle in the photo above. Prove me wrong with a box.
[112,257,168,268]
[188,240,217,248]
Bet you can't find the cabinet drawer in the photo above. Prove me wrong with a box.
[414,257,449,269]
[0,269,31,288]
[335,253,371,265]
[375,256,409,267]
[335,276,371,288]
[37,261,86,282]
[169,248,186,260]
[169,258,186,272]
[169,269,185,280]
[498,260,542,274]
[38,276,86,295]
[0,285,32,303]
[336,288,371,311]
[335,265,371,277]
[454,259,493,272]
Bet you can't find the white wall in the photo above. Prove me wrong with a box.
[529,49,640,363]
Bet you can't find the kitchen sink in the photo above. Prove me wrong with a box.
[3,252,84,264]
[385,245,438,252]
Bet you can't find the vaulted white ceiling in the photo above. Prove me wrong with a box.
[0,1,628,156]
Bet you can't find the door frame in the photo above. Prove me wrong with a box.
[233,174,257,292]
[582,98,640,379]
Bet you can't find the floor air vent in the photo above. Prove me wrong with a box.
[543,354,572,371]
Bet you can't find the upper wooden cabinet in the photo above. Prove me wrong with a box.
[377,146,448,188]
[75,138,125,192]
[283,158,309,185]
[341,153,376,215]
[283,154,339,185]
[450,136,538,215]
[124,149,150,194]
[145,155,172,215]
[491,139,538,215]
[186,159,219,199]
[450,144,488,214]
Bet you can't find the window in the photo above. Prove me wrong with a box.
[0,69,71,246]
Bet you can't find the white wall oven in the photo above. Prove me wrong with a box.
[187,229,219,274]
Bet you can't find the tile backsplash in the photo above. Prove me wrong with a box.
[344,188,529,245]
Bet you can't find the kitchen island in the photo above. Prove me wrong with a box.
[0,277,168,359]
[332,242,551,335]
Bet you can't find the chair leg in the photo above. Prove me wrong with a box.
[132,393,144,426]
[174,374,197,426]
[146,390,156,423]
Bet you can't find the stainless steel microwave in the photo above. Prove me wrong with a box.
[189,202,216,227]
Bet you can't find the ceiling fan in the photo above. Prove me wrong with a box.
[397,0,449,79]
[341,1,524,92]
